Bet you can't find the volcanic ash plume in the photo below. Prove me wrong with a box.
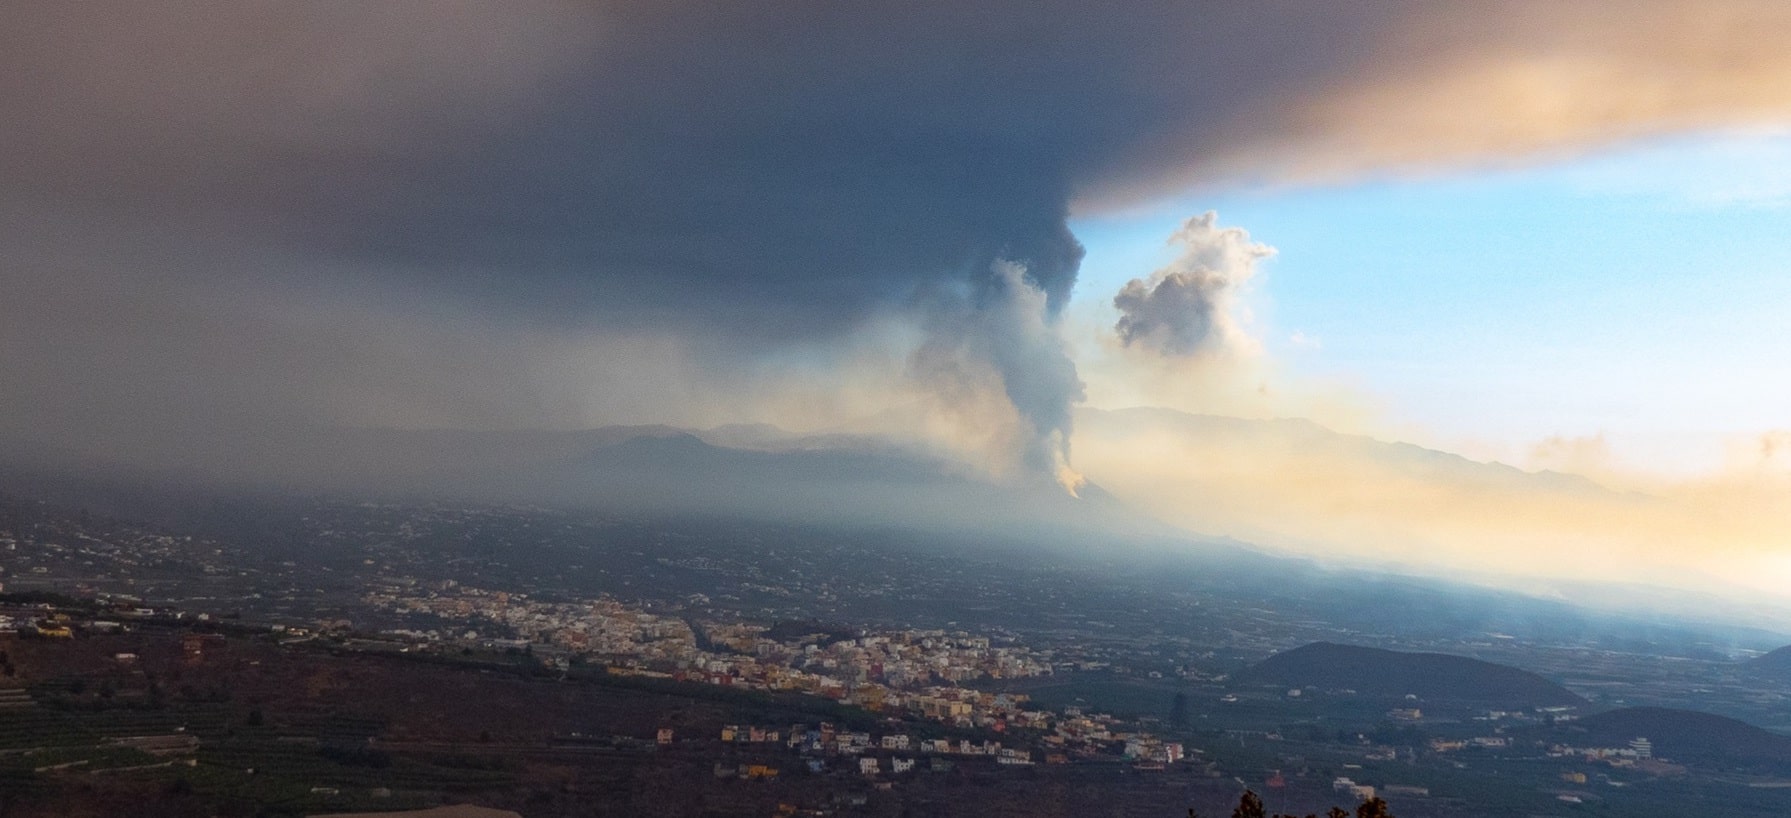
[911,258,1088,496]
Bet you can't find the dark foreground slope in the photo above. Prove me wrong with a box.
[1234,642,1585,707]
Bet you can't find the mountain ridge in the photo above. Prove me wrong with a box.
[1234,641,1585,707]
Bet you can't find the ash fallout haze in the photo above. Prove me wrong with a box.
[4,3,1791,817]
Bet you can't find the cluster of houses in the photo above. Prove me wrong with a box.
[1427,736,1511,752]
[369,586,1054,692]
[1548,737,1657,765]
[1122,736,1186,765]
[713,721,1036,779]
[1332,776,1377,802]
[362,586,1200,771]
[705,714,1199,780]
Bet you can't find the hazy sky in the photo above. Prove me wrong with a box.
[1064,132,1791,602]
[4,2,1790,602]
[1075,132,1791,474]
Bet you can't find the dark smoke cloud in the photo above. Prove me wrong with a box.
[8,2,1783,485]
[1113,212,1274,357]
[10,2,1337,329]
[0,1,1388,481]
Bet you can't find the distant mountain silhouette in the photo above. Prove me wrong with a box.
[1745,644,1791,681]
[1566,707,1791,770]
[176,424,1168,549]
[1234,642,1585,707]
[544,428,1159,542]
[1079,408,1625,499]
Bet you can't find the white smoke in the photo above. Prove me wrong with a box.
[1112,211,1274,358]
[911,262,1087,495]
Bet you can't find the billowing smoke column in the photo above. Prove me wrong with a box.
[985,218,1089,493]
[976,257,1088,494]
[1113,211,1274,358]
[911,215,1089,495]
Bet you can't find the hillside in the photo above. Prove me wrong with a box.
[1745,644,1791,681]
[534,430,1166,543]
[1078,407,1625,501]
[1233,642,1584,707]
[1566,707,1791,770]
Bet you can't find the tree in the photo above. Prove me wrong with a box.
[1231,790,1266,818]
[1355,798,1393,818]
[1169,691,1190,727]
[1209,791,1394,818]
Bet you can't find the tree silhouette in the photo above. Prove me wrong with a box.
[1201,792,1394,818]
[1170,691,1190,727]
[1232,790,1266,818]
[1355,798,1393,818]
